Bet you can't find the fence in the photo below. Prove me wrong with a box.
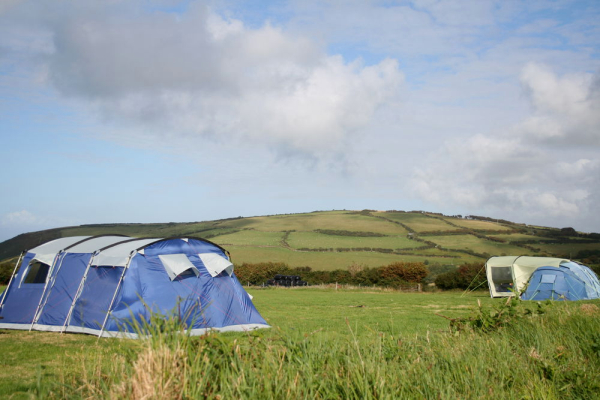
[251,282,423,292]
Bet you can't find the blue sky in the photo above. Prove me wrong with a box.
[1,0,599,241]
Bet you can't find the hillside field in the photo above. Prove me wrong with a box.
[1,210,599,273]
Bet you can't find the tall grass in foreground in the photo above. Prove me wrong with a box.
[68,301,600,399]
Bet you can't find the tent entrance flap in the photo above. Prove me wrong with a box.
[159,254,199,280]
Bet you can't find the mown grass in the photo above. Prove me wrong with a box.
[252,288,494,337]
[286,231,417,250]
[427,234,538,256]
[488,233,555,242]
[377,212,457,232]
[226,246,479,270]
[438,217,513,231]
[240,212,408,235]
[211,230,285,246]
[3,289,599,399]
[536,242,600,257]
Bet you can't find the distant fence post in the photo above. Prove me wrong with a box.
[418,283,422,292]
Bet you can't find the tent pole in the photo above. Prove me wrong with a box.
[460,265,486,297]
[97,251,135,339]
[0,252,24,310]
[29,251,64,331]
[60,252,98,334]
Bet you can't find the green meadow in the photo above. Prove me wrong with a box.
[535,242,600,258]
[2,210,599,272]
[487,233,555,242]
[225,246,478,270]
[377,212,456,232]
[208,230,284,247]
[437,217,514,231]
[1,288,599,399]
[426,234,538,256]
[285,231,416,250]
[242,212,408,235]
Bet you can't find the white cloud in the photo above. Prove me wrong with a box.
[409,65,600,231]
[1,2,400,157]
[516,63,600,146]
[1,210,38,226]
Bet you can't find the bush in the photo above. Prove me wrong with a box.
[234,262,290,285]
[434,262,487,290]
[0,260,15,285]
[423,263,456,283]
[378,262,428,287]
[235,261,431,288]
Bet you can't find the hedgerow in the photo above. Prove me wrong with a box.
[235,261,428,287]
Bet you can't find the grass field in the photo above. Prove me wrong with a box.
[487,233,555,242]
[439,218,514,231]
[0,289,487,396]
[226,246,480,270]
[1,288,599,398]
[2,210,597,273]
[211,230,285,246]
[427,234,538,256]
[377,212,457,232]
[535,242,600,258]
[250,288,493,336]
[240,212,408,235]
[286,231,417,250]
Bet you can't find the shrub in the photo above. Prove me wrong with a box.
[234,262,290,285]
[379,262,428,286]
[0,260,15,285]
[446,298,549,333]
[434,262,487,290]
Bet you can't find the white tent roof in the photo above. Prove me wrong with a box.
[28,236,91,266]
[92,238,162,267]
[65,236,131,253]
[25,236,233,271]
[29,236,90,255]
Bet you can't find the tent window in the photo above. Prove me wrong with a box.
[198,253,234,277]
[491,266,513,292]
[23,261,50,284]
[540,274,556,284]
[158,254,199,281]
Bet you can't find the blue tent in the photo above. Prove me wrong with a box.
[521,261,600,301]
[0,236,269,338]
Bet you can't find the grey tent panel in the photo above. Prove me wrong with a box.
[93,238,163,267]
[29,236,91,255]
[64,236,133,253]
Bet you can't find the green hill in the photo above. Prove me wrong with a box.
[1,210,599,271]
